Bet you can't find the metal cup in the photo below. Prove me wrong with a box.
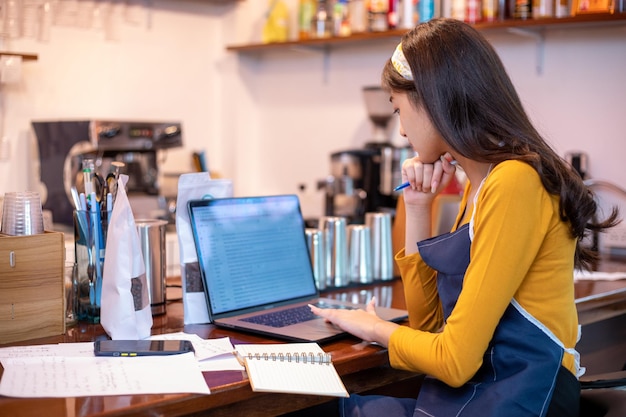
[347,225,373,284]
[318,216,349,288]
[365,212,394,281]
[305,228,326,290]
[136,219,168,316]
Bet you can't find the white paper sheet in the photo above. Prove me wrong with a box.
[574,269,626,281]
[148,332,232,360]
[0,334,249,398]
[0,352,210,398]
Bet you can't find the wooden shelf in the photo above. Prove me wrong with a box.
[0,52,38,61]
[474,12,626,30]
[226,14,626,53]
[227,29,408,52]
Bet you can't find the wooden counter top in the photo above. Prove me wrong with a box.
[0,279,417,417]
[1,265,626,416]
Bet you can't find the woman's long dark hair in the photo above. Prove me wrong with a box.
[382,18,619,270]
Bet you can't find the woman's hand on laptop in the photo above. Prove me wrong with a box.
[309,297,399,346]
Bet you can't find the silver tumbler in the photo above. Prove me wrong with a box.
[305,228,326,290]
[318,216,349,288]
[136,219,168,315]
[365,212,394,281]
[347,224,373,284]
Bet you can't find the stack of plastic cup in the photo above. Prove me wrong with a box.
[1,191,45,236]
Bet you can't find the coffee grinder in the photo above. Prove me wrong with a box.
[319,86,412,223]
[32,119,182,226]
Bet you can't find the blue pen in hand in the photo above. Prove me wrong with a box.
[394,158,457,192]
[393,181,412,192]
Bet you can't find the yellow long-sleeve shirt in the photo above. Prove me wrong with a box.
[390,160,579,388]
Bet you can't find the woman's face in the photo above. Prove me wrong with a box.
[390,91,447,164]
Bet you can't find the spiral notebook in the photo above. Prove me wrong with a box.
[187,194,408,343]
[234,342,349,397]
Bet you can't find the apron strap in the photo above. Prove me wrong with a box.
[468,164,493,242]
[512,299,585,378]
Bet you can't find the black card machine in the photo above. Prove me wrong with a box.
[94,340,195,357]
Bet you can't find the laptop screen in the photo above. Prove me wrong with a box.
[188,195,318,316]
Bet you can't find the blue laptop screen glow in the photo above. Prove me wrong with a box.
[189,195,318,316]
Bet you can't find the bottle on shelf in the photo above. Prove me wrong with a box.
[466,0,483,22]
[333,0,352,36]
[513,0,532,18]
[532,0,554,18]
[555,0,572,17]
[400,0,416,28]
[388,0,400,29]
[483,0,499,21]
[368,0,390,32]
[452,0,467,21]
[349,0,368,32]
[298,0,316,40]
[313,0,332,38]
[262,0,290,43]
[418,0,436,22]
[441,0,454,17]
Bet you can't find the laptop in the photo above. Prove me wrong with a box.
[187,194,408,343]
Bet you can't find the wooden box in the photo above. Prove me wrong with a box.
[0,231,65,344]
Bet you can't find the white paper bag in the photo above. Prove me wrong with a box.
[101,174,153,339]
[176,173,233,325]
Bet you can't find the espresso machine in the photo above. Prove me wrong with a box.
[32,119,183,226]
[319,86,413,223]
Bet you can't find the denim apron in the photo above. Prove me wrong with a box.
[341,177,581,417]
[413,222,566,417]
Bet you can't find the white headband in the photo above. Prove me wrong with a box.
[391,43,413,81]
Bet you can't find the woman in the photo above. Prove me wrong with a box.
[310,18,618,417]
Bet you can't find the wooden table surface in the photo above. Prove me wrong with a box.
[0,279,420,417]
[1,269,626,417]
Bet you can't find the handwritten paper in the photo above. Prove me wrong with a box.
[0,334,248,398]
[0,342,95,359]
[0,352,210,398]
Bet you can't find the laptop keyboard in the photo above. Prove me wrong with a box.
[241,302,355,328]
